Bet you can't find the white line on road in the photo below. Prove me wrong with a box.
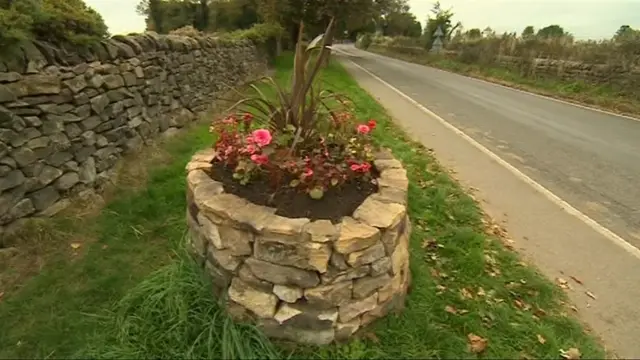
[355,48,640,124]
[342,56,640,260]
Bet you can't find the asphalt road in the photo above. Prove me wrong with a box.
[335,45,640,248]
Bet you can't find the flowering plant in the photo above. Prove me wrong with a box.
[210,19,379,199]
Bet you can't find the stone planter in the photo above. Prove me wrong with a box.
[185,148,411,345]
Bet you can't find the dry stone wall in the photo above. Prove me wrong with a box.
[185,148,412,344]
[0,34,266,235]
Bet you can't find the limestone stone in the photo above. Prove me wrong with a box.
[37,165,63,187]
[378,168,409,191]
[186,169,212,190]
[29,186,60,211]
[54,172,80,190]
[238,264,273,292]
[245,258,320,288]
[185,161,212,173]
[273,284,303,303]
[371,256,392,276]
[373,158,403,171]
[353,274,392,299]
[347,241,386,267]
[90,94,110,114]
[11,147,37,166]
[329,252,349,271]
[304,281,353,307]
[228,278,278,319]
[273,302,338,329]
[321,265,370,284]
[103,74,125,89]
[339,292,378,323]
[207,246,243,272]
[260,215,309,237]
[335,317,361,341]
[6,198,35,220]
[197,212,223,248]
[0,170,25,192]
[353,197,405,229]
[334,217,380,254]
[64,75,87,94]
[259,319,335,345]
[8,75,61,96]
[391,232,409,275]
[217,225,253,256]
[254,235,330,272]
[304,220,339,243]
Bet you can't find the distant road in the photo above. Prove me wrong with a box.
[334,44,640,248]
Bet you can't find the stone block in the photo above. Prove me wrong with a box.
[228,278,278,319]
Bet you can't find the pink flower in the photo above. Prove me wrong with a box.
[252,129,272,147]
[303,168,314,178]
[357,124,370,134]
[244,144,257,154]
[350,162,372,173]
[250,154,269,165]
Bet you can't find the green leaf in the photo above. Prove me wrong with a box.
[309,187,324,200]
[289,179,300,187]
[233,172,242,180]
[330,178,339,187]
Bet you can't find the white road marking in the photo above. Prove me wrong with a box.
[357,47,640,124]
[341,55,640,260]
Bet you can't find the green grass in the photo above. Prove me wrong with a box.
[0,54,606,359]
[367,45,640,118]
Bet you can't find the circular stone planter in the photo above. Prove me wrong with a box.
[185,148,412,345]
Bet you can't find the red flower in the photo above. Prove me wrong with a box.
[243,113,253,121]
[350,162,372,173]
[303,168,314,178]
[367,119,377,129]
[357,124,370,135]
[250,154,269,165]
[252,129,272,147]
[350,163,360,172]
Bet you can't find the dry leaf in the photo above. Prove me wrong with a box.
[458,309,470,314]
[537,334,546,344]
[467,333,488,353]
[556,277,571,290]
[102,245,108,250]
[585,291,597,300]
[569,276,584,285]
[430,268,441,278]
[460,288,473,299]
[445,305,458,314]
[0,291,4,301]
[560,348,581,359]
[436,284,447,294]
[570,305,578,312]
[534,307,547,317]
[477,287,486,297]
[514,299,525,309]
[70,243,81,250]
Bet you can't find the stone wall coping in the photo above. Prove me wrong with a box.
[185,147,409,236]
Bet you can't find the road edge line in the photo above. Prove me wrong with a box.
[358,48,640,124]
[342,56,640,261]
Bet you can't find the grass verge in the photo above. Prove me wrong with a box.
[367,45,640,119]
[0,54,606,359]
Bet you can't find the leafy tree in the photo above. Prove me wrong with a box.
[1,0,108,55]
[423,1,460,48]
[536,24,565,38]
[465,28,481,40]
[521,25,534,39]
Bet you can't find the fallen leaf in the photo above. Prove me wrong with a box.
[585,291,597,300]
[70,243,81,250]
[467,333,488,353]
[460,288,473,299]
[0,291,4,301]
[458,309,470,314]
[101,245,108,250]
[569,276,584,285]
[556,277,571,290]
[477,287,486,297]
[445,305,458,314]
[514,299,531,310]
[560,348,581,359]
[537,334,546,344]
[430,268,441,278]
[570,305,578,312]
[364,332,380,343]
[422,238,438,249]
[436,284,447,293]
[534,307,547,317]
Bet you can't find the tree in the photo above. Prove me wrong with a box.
[381,1,421,37]
[614,25,639,41]
[465,28,481,40]
[521,25,534,39]
[423,1,460,48]
[536,24,565,38]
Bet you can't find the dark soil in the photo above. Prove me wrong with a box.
[208,162,378,223]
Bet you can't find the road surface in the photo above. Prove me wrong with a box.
[334,44,640,358]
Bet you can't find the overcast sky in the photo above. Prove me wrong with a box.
[87,0,638,40]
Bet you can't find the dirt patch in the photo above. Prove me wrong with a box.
[209,161,378,222]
